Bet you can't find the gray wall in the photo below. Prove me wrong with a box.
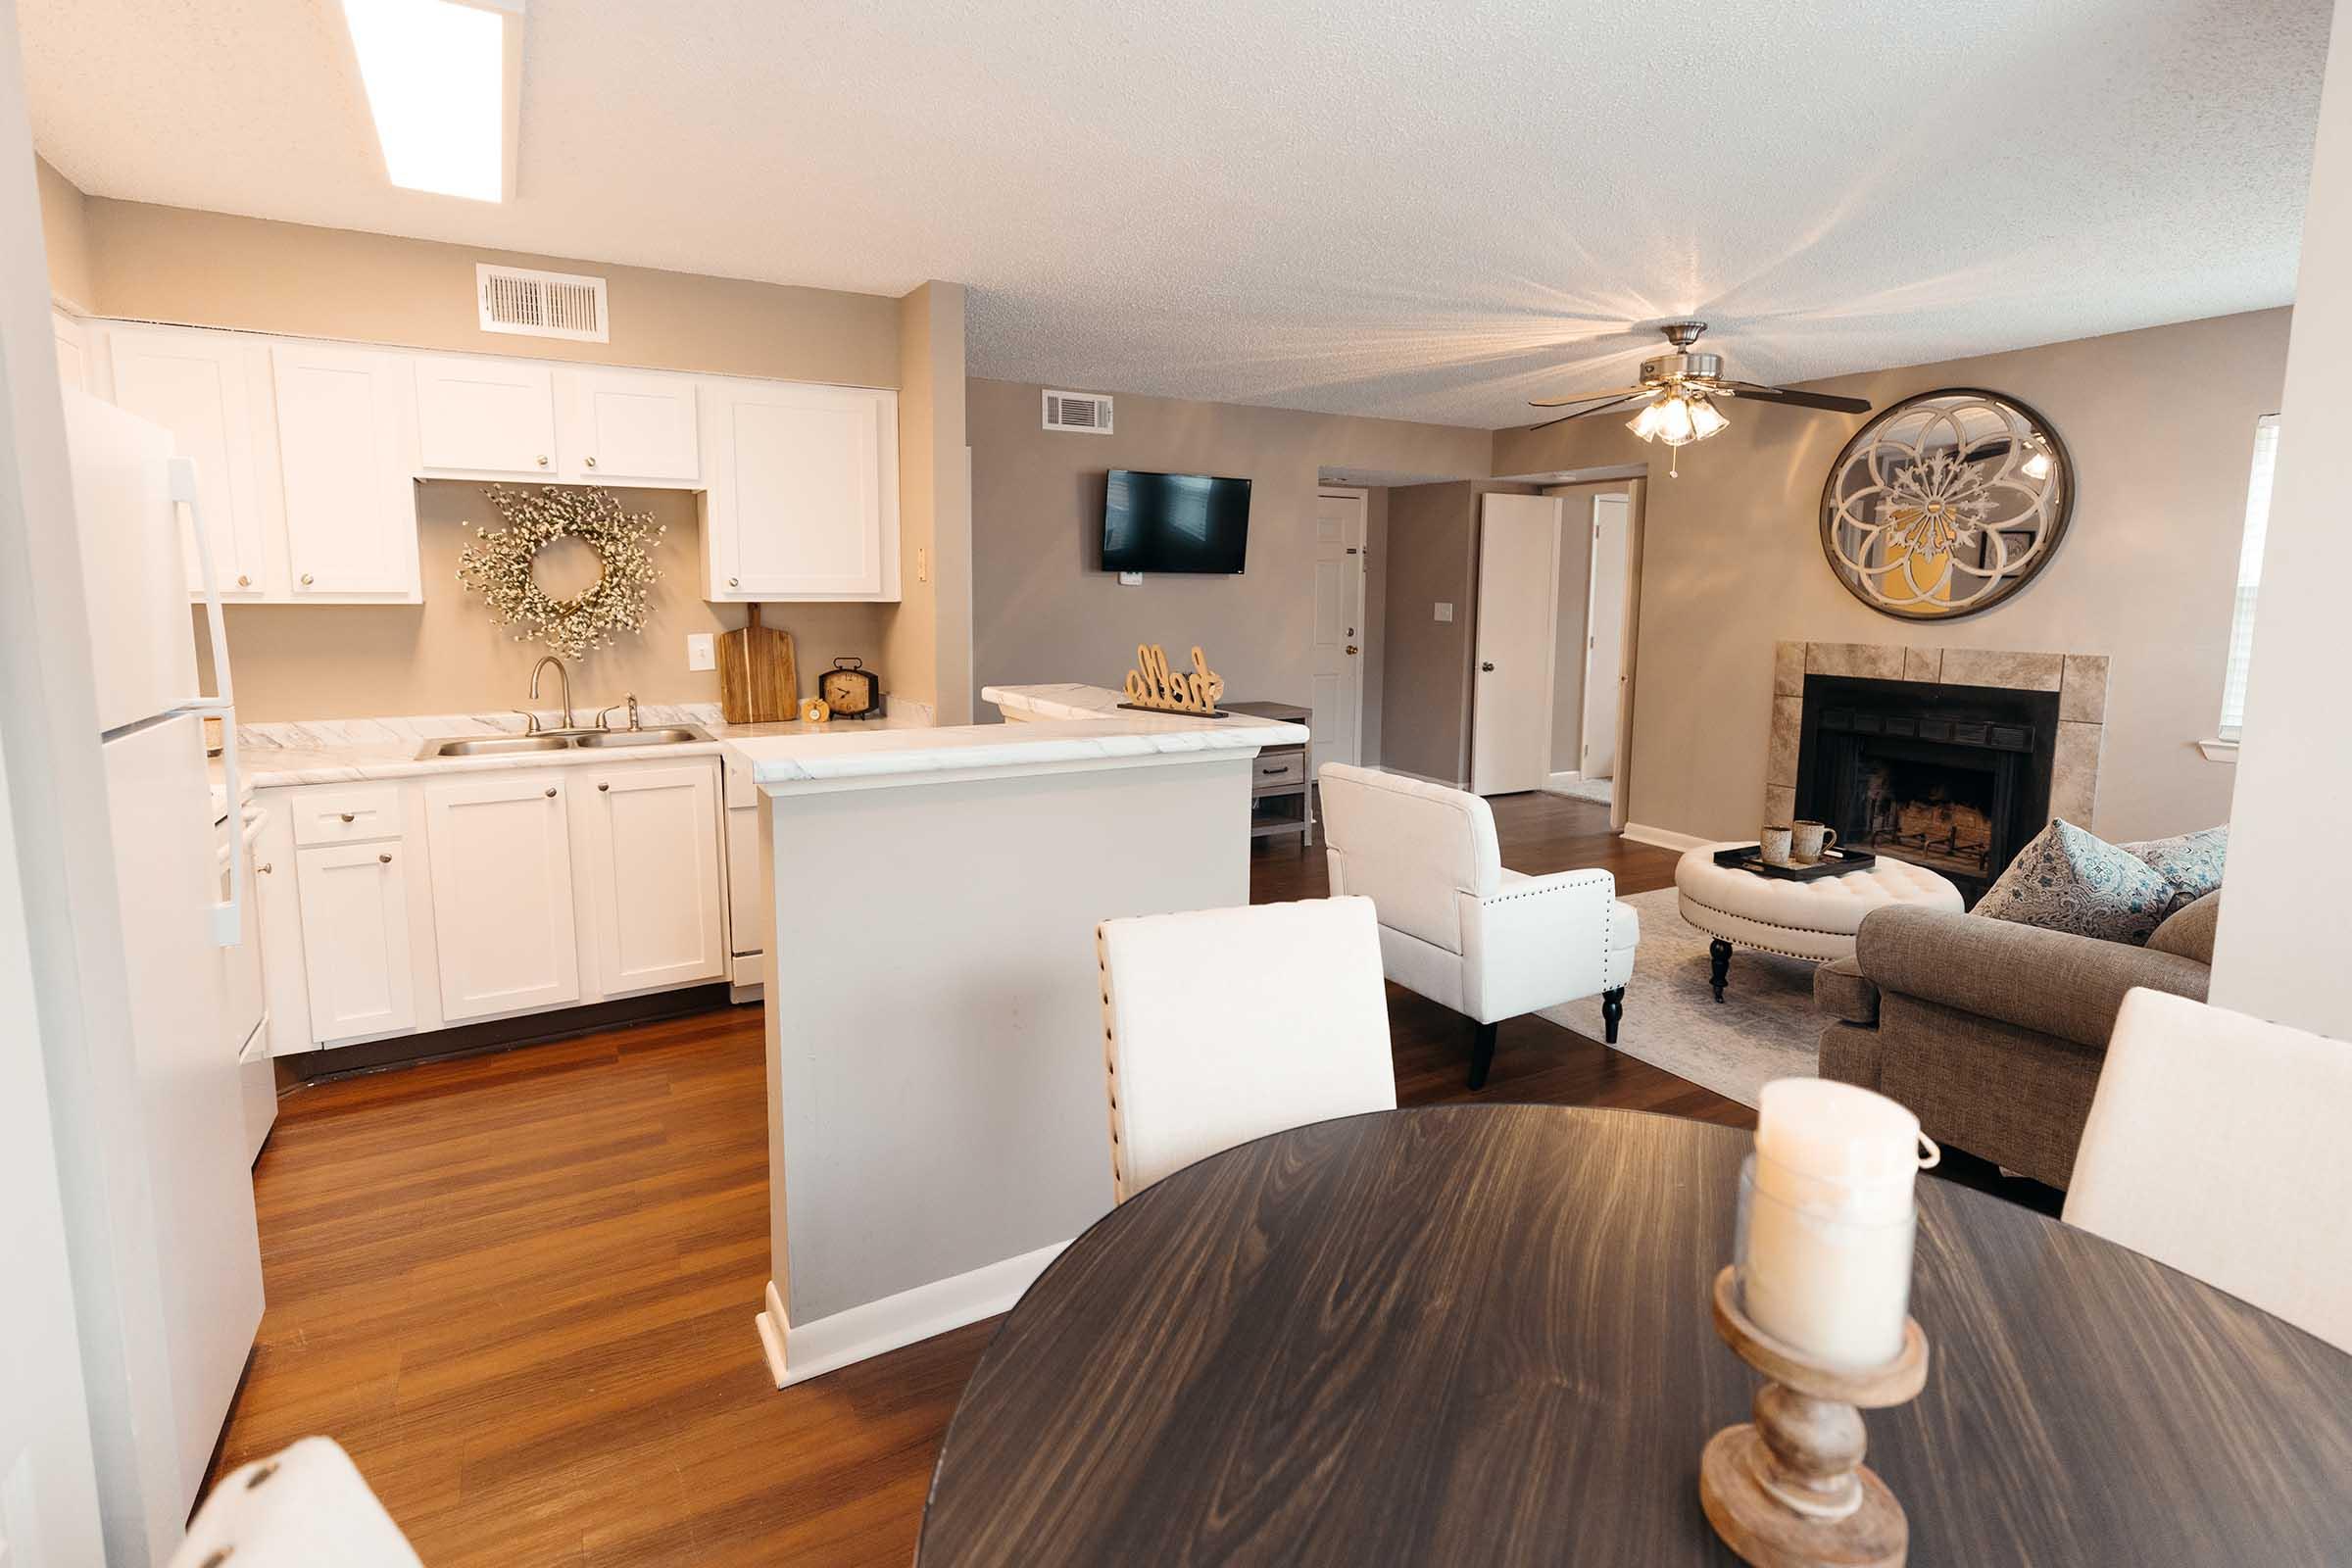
[1494,309,2290,843]
[967,379,1490,725]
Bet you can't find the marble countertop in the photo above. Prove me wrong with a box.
[215,703,934,790]
[724,683,1308,789]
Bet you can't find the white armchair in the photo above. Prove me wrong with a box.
[1318,763,1639,1088]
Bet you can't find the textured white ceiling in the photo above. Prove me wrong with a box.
[19,0,2328,429]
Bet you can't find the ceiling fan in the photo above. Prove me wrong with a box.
[1527,321,1871,472]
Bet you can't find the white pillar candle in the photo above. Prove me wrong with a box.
[1740,1079,1933,1369]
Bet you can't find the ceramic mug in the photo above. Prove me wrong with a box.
[1792,820,1838,864]
[1760,825,1795,867]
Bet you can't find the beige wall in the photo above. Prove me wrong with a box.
[1493,309,2289,843]
[203,483,888,721]
[888,282,974,721]
[1377,480,1539,784]
[72,197,899,386]
[32,156,91,312]
[966,377,1490,722]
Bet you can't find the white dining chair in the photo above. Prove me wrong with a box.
[2065,987,2352,1353]
[1096,896,1396,1201]
[172,1438,422,1568]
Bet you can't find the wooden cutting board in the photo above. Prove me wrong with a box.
[717,606,797,724]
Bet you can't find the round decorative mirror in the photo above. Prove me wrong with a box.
[1818,388,2072,620]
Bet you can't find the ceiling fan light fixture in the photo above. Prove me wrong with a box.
[1688,397,1730,440]
[1627,393,1727,449]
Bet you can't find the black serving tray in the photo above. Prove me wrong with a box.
[1712,844,1879,881]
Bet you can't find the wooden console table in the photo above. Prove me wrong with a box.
[1224,700,1312,847]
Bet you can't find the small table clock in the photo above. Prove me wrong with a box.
[818,657,882,720]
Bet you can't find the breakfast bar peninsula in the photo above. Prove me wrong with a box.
[720,683,1307,1385]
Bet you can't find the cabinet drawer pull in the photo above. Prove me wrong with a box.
[598,782,610,792]
[378,853,392,864]
[338,812,356,823]
[544,787,558,798]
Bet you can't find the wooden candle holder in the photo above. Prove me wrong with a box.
[1699,1265,1929,1568]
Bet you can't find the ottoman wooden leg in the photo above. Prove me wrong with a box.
[1710,938,1732,1003]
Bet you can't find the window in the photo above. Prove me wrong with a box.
[2218,415,2280,740]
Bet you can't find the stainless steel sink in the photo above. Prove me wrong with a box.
[414,725,709,760]
[417,735,575,759]
[571,726,708,748]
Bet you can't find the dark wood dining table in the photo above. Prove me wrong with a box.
[916,1104,2352,1565]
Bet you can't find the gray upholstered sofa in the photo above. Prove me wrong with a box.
[1814,906,2213,1189]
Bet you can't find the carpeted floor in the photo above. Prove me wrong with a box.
[1546,776,1614,807]
[1540,885,1823,1107]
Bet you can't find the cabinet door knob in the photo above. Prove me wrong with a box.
[300,573,315,585]
[597,782,610,792]
[728,576,740,588]
[236,573,251,587]
[584,456,598,468]
[339,812,356,823]
[378,853,392,864]
[257,862,273,875]
[536,455,549,466]
[544,786,558,798]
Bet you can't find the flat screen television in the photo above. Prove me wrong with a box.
[1101,469,1251,574]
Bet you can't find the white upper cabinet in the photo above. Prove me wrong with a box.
[52,310,87,391]
[270,343,422,600]
[423,772,582,1022]
[704,379,899,601]
[559,368,699,483]
[578,763,726,995]
[103,326,270,598]
[414,355,560,476]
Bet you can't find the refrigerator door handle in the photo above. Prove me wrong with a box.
[171,455,243,948]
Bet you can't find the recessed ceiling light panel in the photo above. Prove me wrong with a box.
[341,0,523,203]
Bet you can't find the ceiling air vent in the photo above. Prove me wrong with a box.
[1043,389,1113,434]
[476,264,610,343]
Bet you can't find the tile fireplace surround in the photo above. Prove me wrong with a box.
[1766,641,2109,834]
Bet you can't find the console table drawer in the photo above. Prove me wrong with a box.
[1252,751,1305,791]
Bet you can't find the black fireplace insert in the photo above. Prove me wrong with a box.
[1792,674,2059,906]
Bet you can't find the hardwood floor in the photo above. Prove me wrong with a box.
[208,792,1739,1565]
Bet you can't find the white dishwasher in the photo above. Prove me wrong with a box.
[220,802,274,1162]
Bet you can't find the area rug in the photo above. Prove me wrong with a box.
[1537,886,1821,1108]
[1546,776,1613,807]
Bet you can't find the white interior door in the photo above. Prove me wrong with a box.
[1308,491,1366,775]
[1470,494,1561,795]
[1582,494,1632,780]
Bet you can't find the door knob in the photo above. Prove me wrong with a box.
[1481,662,1496,672]
[1346,645,1359,656]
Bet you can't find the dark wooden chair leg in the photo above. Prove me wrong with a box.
[1468,1020,1498,1090]
[1709,939,1732,1003]
[1602,987,1625,1045]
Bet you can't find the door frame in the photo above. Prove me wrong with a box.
[1311,486,1369,774]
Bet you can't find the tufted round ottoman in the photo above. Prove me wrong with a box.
[1674,843,1963,1001]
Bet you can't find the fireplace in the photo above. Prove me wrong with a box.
[1793,674,2058,905]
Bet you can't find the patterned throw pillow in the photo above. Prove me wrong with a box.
[2120,825,2228,914]
[1979,819,2178,946]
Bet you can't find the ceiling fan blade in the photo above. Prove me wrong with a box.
[1721,381,1872,415]
[1526,394,1645,432]
[1528,384,1654,409]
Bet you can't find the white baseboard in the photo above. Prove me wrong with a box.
[1621,821,1712,853]
[1545,769,1585,789]
[756,1238,1068,1388]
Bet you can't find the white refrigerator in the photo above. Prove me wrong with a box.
[62,388,266,1557]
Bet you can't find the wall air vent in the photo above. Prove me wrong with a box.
[1043,389,1114,434]
[476,264,609,343]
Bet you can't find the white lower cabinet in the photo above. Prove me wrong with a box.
[579,762,726,995]
[423,771,582,1021]
[293,839,417,1045]
[258,756,738,1053]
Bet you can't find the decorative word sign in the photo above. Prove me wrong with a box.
[1123,644,1226,716]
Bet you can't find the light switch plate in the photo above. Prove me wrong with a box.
[1434,602,1454,622]
[686,632,716,671]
